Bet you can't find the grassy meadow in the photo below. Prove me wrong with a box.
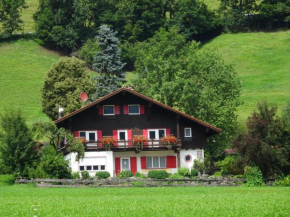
[0,39,60,124]
[202,30,290,123]
[0,176,289,217]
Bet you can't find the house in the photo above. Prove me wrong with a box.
[55,87,221,177]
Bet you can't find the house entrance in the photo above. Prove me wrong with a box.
[121,158,130,171]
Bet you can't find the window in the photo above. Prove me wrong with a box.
[197,151,203,159]
[146,157,166,168]
[101,165,105,170]
[79,166,84,171]
[119,132,126,140]
[185,154,192,163]
[104,105,114,115]
[79,132,86,138]
[80,165,105,171]
[148,129,166,139]
[93,165,99,170]
[86,166,92,170]
[79,131,97,142]
[184,128,192,137]
[129,105,140,114]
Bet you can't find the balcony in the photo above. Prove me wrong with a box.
[84,139,182,153]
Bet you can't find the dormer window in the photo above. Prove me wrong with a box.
[103,105,114,115]
[129,105,140,115]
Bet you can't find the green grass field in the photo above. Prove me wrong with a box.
[202,31,290,123]
[0,176,289,216]
[0,39,60,124]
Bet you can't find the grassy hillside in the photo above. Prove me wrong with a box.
[21,0,39,33]
[202,31,290,122]
[0,39,60,123]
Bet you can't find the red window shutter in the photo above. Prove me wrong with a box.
[97,131,102,147]
[166,156,177,168]
[141,156,147,169]
[123,105,129,114]
[98,105,103,115]
[143,129,148,147]
[113,130,118,146]
[115,105,120,115]
[115,157,121,176]
[128,129,132,146]
[166,128,170,136]
[130,157,137,175]
[140,105,145,114]
[74,131,79,137]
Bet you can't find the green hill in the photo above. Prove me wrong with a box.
[202,31,290,123]
[0,39,60,124]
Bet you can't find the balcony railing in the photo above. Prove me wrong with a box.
[84,139,181,152]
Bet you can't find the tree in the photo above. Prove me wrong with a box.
[41,57,95,120]
[133,27,242,168]
[0,0,28,37]
[92,25,126,100]
[0,109,39,176]
[233,101,290,177]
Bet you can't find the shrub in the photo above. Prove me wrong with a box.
[170,173,184,179]
[135,172,146,179]
[95,171,110,179]
[118,170,133,179]
[178,167,190,177]
[148,170,169,179]
[71,172,80,179]
[213,172,222,177]
[193,159,205,175]
[28,167,47,179]
[81,171,90,179]
[77,38,99,64]
[274,175,290,187]
[217,155,243,176]
[191,168,199,177]
[244,166,264,187]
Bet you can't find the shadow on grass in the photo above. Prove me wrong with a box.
[0,175,15,186]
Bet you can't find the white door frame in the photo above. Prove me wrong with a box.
[121,157,130,171]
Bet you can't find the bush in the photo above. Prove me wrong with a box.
[28,167,47,179]
[95,171,110,179]
[135,172,146,179]
[178,167,190,177]
[170,173,184,179]
[77,38,99,64]
[148,170,169,179]
[81,171,90,179]
[118,170,133,179]
[71,172,80,179]
[193,159,205,175]
[213,172,222,177]
[244,166,264,187]
[274,175,290,187]
[217,155,243,176]
[191,168,199,177]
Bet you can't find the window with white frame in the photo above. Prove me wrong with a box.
[79,131,97,141]
[148,129,166,139]
[79,165,105,171]
[103,105,115,115]
[197,151,203,159]
[146,156,166,168]
[128,105,140,115]
[184,128,192,137]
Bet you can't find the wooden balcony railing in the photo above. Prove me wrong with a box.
[84,139,181,152]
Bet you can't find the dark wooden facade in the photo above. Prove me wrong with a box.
[56,88,221,151]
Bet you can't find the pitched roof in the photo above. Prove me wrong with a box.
[55,87,222,133]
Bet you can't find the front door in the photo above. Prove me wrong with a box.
[121,158,130,171]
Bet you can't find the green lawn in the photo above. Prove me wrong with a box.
[202,31,290,123]
[21,0,39,33]
[0,176,289,216]
[0,39,60,124]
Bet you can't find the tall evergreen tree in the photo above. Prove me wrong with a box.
[92,25,126,100]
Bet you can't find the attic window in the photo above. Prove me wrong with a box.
[104,105,114,115]
[129,105,140,115]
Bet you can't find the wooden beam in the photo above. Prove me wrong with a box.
[176,115,180,138]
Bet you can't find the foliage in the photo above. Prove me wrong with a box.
[233,101,290,177]
[41,57,95,120]
[0,109,39,176]
[172,0,220,41]
[178,167,190,178]
[135,172,146,179]
[118,170,133,179]
[193,159,205,175]
[161,135,177,145]
[77,38,99,64]
[95,171,110,179]
[31,121,85,161]
[191,168,199,177]
[217,155,243,176]
[244,166,264,187]
[132,135,146,144]
[147,170,169,179]
[273,175,290,187]
[0,0,28,37]
[170,173,184,179]
[81,171,90,179]
[213,171,222,177]
[100,137,116,145]
[133,28,242,164]
[71,172,80,180]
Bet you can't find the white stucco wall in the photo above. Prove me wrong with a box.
[180,149,204,171]
[65,151,114,177]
